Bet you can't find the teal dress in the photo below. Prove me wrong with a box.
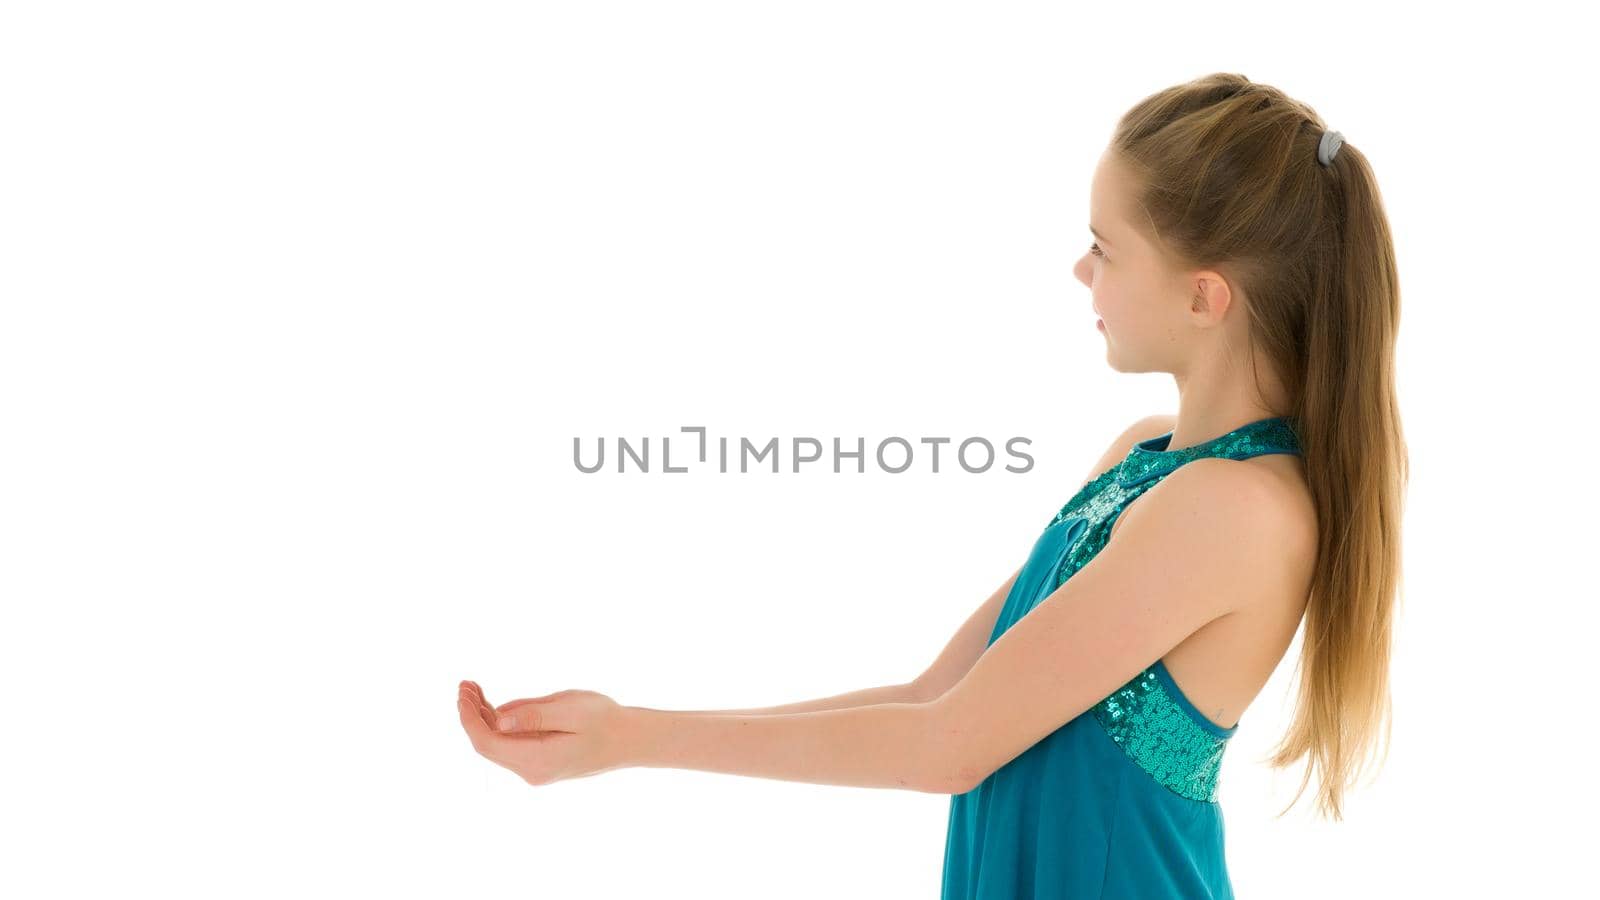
[940,416,1302,900]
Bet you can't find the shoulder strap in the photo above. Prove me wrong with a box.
[1114,417,1301,489]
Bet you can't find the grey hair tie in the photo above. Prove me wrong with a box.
[1318,129,1344,166]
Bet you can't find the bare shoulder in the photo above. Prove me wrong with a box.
[1143,456,1318,607]
[1079,414,1179,486]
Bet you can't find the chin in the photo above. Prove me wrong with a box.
[1100,345,1154,375]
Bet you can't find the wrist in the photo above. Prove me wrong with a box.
[617,705,660,770]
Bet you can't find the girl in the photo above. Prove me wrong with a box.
[458,72,1406,899]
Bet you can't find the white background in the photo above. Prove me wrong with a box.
[4,2,1595,897]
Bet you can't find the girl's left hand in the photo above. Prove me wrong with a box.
[456,681,629,786]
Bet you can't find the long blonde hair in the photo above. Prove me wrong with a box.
[1109,73,1408,822]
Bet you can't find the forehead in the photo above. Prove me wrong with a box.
[1090,151,1152,250]
[1090,152,1132,225]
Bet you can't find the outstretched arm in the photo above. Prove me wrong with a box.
[621,699,960,794]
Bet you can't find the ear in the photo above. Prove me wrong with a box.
[1189,269,1234,323]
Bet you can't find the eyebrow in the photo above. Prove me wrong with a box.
[1089,224,1112,244]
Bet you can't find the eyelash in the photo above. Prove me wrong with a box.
[1089,242,1106,258]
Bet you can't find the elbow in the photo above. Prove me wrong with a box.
[902,757,968,795]
[917,754,987,795]
[938,757,989,795]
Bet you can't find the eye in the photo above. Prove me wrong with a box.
[1089,242,1106,259]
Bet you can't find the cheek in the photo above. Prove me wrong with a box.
[1094,281,1123,317]
[1099,270,1155,320]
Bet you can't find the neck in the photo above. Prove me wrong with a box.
[1168,369,1291,453]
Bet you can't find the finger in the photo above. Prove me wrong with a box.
[459,682,501,735]
[498,700,578,736]
[461,681,530,732]
[494,693,561,716]
[458,682,495,731]
[495,705,535,734]
[465,682,497,722]
[457,695,499,753]
[493,690,578,730]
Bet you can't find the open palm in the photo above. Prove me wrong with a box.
[456,680,626,786]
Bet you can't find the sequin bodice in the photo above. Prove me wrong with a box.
[990,415,1302,803]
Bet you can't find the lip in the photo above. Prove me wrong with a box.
[1096,318,1105,329]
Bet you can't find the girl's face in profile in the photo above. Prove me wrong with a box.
[1073,151,1197,374]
